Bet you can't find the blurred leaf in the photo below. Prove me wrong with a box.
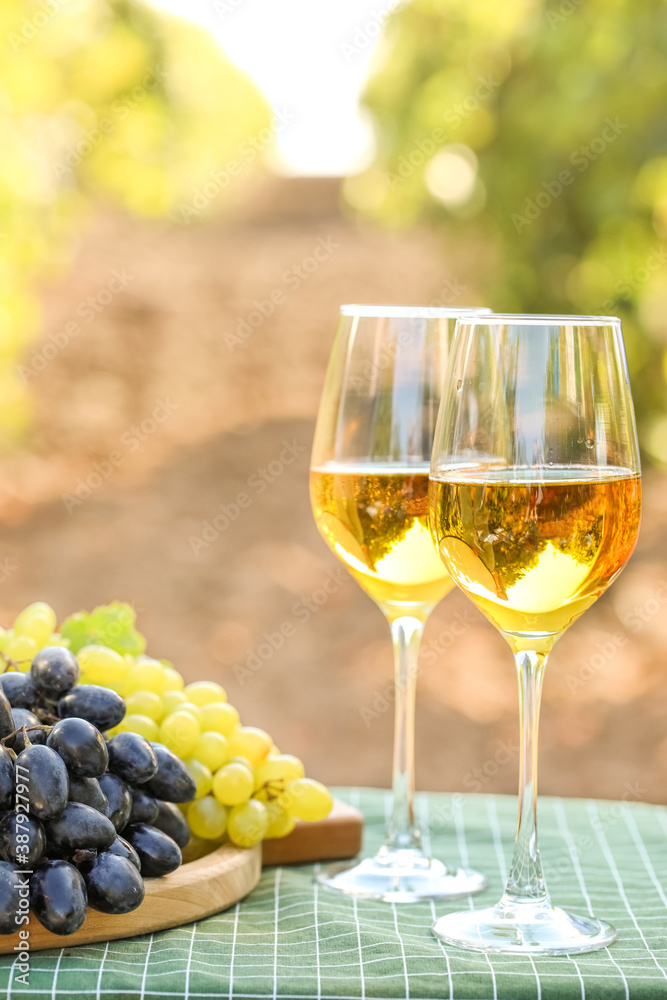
[355,0,667,460]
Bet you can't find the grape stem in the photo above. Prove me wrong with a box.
[260,779,285,801]
[0,723,53,745]
[0,655,32,672]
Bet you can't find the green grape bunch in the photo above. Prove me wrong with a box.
[1,600,333,853]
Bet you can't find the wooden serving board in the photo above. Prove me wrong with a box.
[0,798,363,953]
[262,798,363,866]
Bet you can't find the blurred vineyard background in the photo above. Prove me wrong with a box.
[0,0,666,804]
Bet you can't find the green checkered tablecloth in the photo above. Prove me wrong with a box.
[2,788,667,999]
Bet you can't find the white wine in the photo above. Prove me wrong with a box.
[429,466,641,651]
[311,464,454,619]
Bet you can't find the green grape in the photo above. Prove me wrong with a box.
[254,754,305,792]
[184,680,227,706]
[264,801,296,839]
[229,756,254,772]
[159,710,200,757]
[125,690,164,723]
[0,628,8,654]
[187,796,228,840]
[5,634,38,668]
[227,800,269,848]
[193,731,229,772]
[162,690,188,714]
[78,644,127,684]
[115,714,159,741]
[283,779,333,822]
[200,701,239,736]
[13,602,57,646]
[228,726,272,766]
[177,701,204,727]
[125,657,167,695]
[184,758,213,799]
[47,633,70,648]
[162,666,185,692]
[211,762,254,806]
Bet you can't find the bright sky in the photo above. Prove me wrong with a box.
[147,0,401,176]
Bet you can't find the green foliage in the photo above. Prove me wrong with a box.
[350,0,667,463]
[0,0,270,447]
[61,601,146,655]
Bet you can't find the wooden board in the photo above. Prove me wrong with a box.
[262,798,363,866]
[0,798,363,953]
[0,839,261,954]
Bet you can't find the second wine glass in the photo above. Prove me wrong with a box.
[310,304,489,901]
[428,313,642,951]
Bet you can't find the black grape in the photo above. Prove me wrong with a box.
[47,718,108,777]
[0,812,45,866]
[30,861,87,935]
[68,776,108,813]
[124,823,182,876]
[31,647,80,699]
[153,800,190,848]
[82,853,145,914]
[0,746,14,812]
[45,802,116,855]
[128,790,158,826]
[7,709,46,752]
[0,672,36,709]
[15,745,69,821]
[107,733,158,785]
[57,685,125,732]
[105,836,141,871]
[144,744,197,803]
[0,688,15,740]
[0,862,23,934]
[97,773,132,831]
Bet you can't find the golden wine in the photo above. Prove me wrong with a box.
[310,465,454,618]
[429,467,641,650]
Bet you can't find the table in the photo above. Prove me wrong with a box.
[2,788,667,999]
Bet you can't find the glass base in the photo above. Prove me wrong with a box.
[432,898,617,955]
[317,852,488,903]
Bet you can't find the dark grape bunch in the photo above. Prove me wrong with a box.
[0,646,195,936]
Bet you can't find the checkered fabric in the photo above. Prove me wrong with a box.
[2,788,667,999]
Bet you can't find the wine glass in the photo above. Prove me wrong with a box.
[310,303,491,901]
[429,313,641,952]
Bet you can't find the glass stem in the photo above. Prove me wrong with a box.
[503,649,549,905]
[383,615,424,856]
